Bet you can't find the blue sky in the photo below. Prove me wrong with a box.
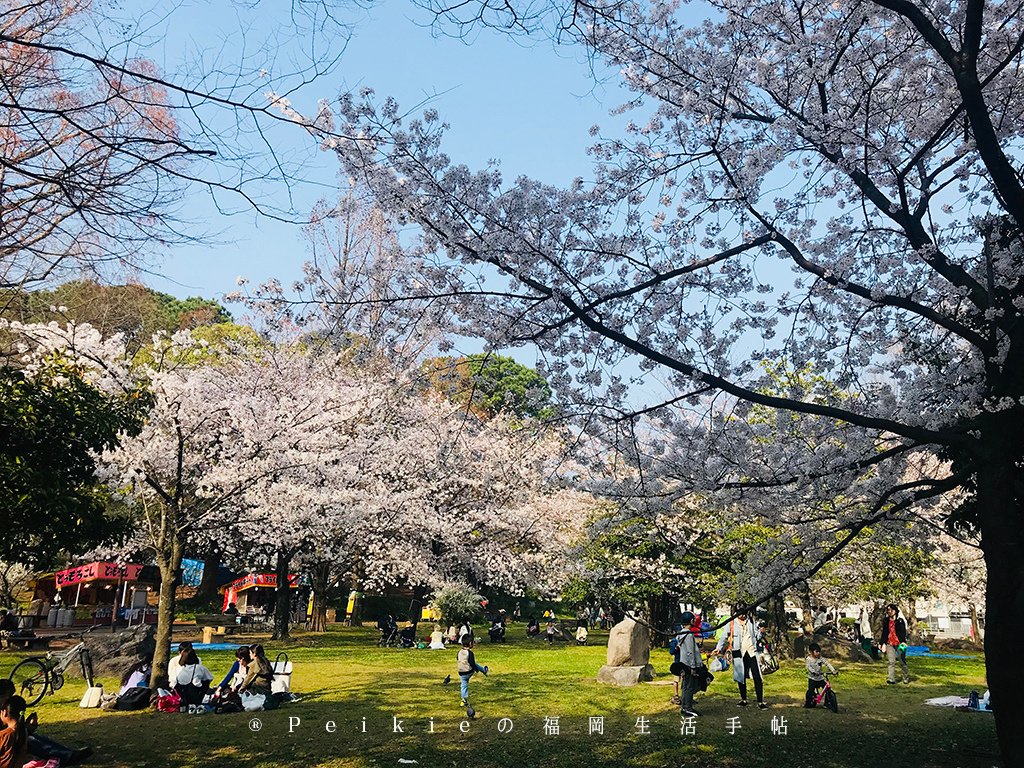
[145,2,623,304]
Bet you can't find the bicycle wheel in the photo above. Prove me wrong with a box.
[824,688,839,713]
[79,650,95,688]
[9,658,49,707]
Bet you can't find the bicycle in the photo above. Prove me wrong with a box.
[814,670,839,713]
[7,626,97,707]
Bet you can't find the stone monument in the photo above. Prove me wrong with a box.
[597,617,655,686]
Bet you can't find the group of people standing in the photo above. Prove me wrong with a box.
[672,602,911,719]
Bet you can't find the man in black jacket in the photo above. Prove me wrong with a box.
[880,603,909,684]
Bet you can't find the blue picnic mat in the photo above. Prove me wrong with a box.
[904,645,975,659]
[171,642,241,652]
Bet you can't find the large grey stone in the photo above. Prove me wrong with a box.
[605,618,650,667]
[792,633,872,662]
[597,664,655,686]
[85,624,156,678]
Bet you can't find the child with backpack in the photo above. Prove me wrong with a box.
[804,642,837,707]
[456,636,489,709]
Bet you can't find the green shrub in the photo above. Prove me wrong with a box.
[430,584,484,626]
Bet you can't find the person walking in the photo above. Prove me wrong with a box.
[880,603,909,684]
[456,636,488,709]
[715,607,767,708]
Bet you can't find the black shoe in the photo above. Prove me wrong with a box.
[758,702,768,710]
[681,709,699,718]
[66,747,94,765]
[886,680,897,685]
[736,699,748,707]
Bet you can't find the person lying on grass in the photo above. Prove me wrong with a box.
[0,680,91,766]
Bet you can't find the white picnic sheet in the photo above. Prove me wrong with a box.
[924,695,971,707]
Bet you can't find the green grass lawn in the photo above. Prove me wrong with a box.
[4,626,999,767]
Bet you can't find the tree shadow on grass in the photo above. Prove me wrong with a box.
[37,650,999,768]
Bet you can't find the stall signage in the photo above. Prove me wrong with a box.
[55,562,144,588]
[225,573,299,591]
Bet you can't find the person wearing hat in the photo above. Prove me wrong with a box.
[879,603,909,684]
[675,611,705,718]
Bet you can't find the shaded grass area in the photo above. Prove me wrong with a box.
[2,626,998,767]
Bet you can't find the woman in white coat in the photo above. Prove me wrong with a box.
[714,608,767,708]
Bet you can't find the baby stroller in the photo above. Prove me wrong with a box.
[397,625,417,648]
[488,621,506,643]
[377,616,398,647]
[575,626,588,645]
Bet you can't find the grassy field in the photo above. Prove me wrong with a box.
[3,626,999,767]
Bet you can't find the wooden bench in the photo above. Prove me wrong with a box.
[2,635,51,651]
[194,614,244,633]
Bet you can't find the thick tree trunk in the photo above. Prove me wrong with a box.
[977,446,1024,768]
[309,562,330,633]
[799,581,814,636]
[149,543,182,690]
[346,573,365,626]
[272,549,292,641]
[409,583,430,630]
[764,594,791,659]
[905,598,921,643]
[195,545,221,602]
[645,593,674,646]
[969,602,983,645]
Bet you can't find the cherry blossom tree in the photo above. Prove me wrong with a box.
[288,0,1021,756]
[304,387,588,619]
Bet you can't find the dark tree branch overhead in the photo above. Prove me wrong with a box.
[296,1,1024,762]
[0,0,351,293]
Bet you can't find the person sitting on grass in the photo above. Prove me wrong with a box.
[0,680,91,766]
[118,658,152,695]
[167,641,201,686]
[0,695,26,768]
[216,647,252,693]
[429,624,446,650]
[804,642,838,708]
[173,648,214,706]
[238,644,275,696]
[526,616,539,637]
[456,636,488,708]
[0,611,17,650]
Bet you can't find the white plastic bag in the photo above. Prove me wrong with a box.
[241,691,265,712]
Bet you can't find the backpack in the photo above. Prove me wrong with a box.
[114,687,152,711]
[668,636,680,657]
[967,690,980,710]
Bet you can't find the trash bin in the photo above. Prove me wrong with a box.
[202,626,214,644]
[47,607,59,627]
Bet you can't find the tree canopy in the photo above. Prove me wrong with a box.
[299,0,1023,759]
[0,344,149,566]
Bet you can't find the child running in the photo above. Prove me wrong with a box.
[804,642,837,708]
[456,636,489,708]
